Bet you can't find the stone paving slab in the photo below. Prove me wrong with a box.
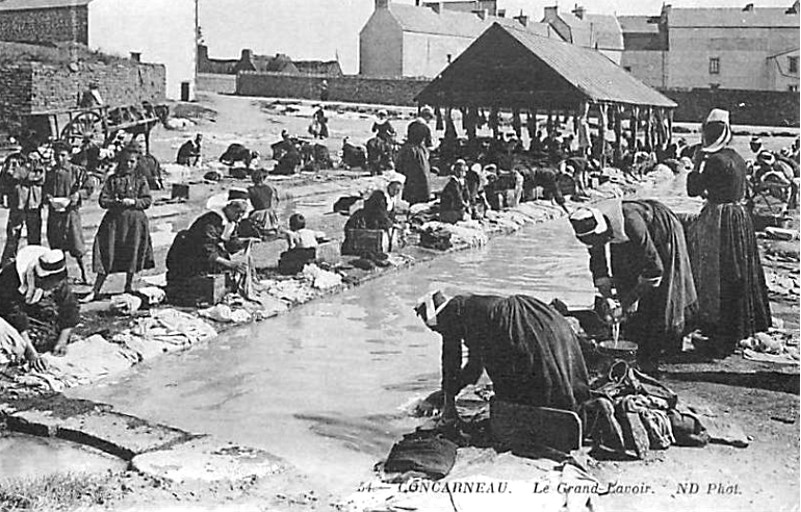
[6,398,193,460]
[131,436,286,483]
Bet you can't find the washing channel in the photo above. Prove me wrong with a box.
[63,178,698,493]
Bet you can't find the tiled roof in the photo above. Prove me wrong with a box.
[668,7,799,28]
[418,23,676,108]
[618,15,660,34]
[557,12,624,51]
[0,0,92,11]
[390,3,553,39]
[505,25,670,105]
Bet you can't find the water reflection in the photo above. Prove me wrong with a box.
[67,177,694,492]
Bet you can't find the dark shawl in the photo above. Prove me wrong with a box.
[437,294,590,412]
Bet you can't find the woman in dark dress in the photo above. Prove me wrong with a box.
[686,109,771,356]
[396,107,434,205]
[341,190,394,257]
[311,106,329,139]
[165,198,249,298]
[0,246,78,364]
[346,190,393,231]
[371,110,396,143]
[83,144,154,301]
[439,159,471,223]
[517,165,568,213]
[416,291,590,424]
[570,199,697,370]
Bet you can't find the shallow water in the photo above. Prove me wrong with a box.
[0,433,126,481]
[67,176,699,492]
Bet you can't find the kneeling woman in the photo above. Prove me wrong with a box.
[165,191,252,301]
[341,190,394,257]
[416,291,590,424]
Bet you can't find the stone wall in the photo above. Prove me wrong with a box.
[663,88,800,127]
[29,61,166,113]
[197,45,239,75]
[0,61,165,137]
[236,72,430,106]
[0,6,89,45]
[0,64,33,132]
[197,73,237,94]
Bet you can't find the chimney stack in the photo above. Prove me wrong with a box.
[473,8,488,20]
[742,3,754,11]
[543,5,558,21]
[375,0,389,9]
[130,52,141,62]
[497,8,506,17]
[572,3,586,19]
[514,13,529,26]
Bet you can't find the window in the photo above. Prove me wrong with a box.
[446,54,452,64]
[789,56,798,74]
[789,84,799,92]
[709,57,720,74]
[709,83,721,91]
[624,66,632,72]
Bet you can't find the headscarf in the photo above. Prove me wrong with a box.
[15,246,67,305]
[569,200,628,244]
[415,290,451,327]
[701,109,732,154]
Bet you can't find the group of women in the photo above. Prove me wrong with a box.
[418,108,774,422]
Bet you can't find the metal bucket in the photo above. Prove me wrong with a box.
[597,339,639,363]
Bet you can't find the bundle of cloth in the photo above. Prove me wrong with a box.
[580,360,709,459]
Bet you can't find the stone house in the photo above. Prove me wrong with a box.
[540,4,625,65]
[197,46,343,77]
[619,2,800,92]
[359,0,558,78]
[0,0,197,100]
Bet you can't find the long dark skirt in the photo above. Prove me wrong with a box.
[92,209,155,274]
[459,295,590,412]
[687,202,771,352]
[396,144,431,205]
[47,208,85,257]
[620,203,698,357]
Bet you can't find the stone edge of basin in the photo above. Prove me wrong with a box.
[0,174,667,481]
[0,395,291,484]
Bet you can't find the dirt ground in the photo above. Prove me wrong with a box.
[1,93,799,512]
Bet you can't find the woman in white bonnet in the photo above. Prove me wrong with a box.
[686,108,771,357]
[0,246,79,368]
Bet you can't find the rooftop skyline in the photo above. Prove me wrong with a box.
[199,0,797,74]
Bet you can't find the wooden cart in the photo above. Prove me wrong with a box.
[17,102,168,153]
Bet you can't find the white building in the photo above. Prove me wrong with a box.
[0,0,197,100]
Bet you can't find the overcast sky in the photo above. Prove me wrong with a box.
[200,0,797,74]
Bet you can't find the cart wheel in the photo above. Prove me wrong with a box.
[61,111,104,149]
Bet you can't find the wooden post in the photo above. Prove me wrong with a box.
[613,105,623,166]
[645,106,653,152]
[630,106,639,153]
[596,103,608,167]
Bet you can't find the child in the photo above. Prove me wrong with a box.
[45,140,94,284]
[278,214,327,274]
[246,169,280,237]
